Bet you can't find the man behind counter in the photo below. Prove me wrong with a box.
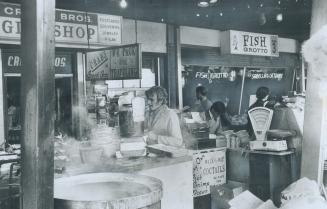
[145,86,184,148]
[191,86,212,112]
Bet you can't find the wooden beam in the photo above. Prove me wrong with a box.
[20,0,56,208]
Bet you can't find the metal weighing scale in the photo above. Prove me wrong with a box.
[248,107,292,152]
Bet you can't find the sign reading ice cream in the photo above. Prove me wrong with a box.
[0,2,122,46]
[221,30,279,57]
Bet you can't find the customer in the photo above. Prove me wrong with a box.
[205,101,231,134]
[145,86,184,147]
[249,86,272,109]
[191,85,213,112]
[247,86,276,136]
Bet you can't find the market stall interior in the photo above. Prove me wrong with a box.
[2,0,327,209]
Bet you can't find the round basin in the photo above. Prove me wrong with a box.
[54,173,163,209]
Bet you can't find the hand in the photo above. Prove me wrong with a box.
[147,131,158,145]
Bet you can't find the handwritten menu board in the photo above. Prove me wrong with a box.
[86,44,142,80]
[193,148,226,197]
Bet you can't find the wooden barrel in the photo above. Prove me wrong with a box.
[54,173,163,209]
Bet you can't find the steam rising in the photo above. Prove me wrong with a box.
[302,25,327,97]
[302,25,327,79]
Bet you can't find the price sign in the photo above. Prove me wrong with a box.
[193,148,226,197]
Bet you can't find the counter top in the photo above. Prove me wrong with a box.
[249,150,294,156]
[227,148,295,156]
[57,154,192,178]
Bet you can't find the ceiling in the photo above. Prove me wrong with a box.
[8,0,313,41]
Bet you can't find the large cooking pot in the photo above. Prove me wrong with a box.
[54,173,163,209]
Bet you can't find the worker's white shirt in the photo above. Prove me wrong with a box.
[146,105,184,147]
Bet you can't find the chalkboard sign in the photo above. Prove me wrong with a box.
[181,47,297,115]
[86,44,142,80]
[240,67,292,113]
[193,148,226,197]
[183,66,244,115]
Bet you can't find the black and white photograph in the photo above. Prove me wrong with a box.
[0,0,326,208]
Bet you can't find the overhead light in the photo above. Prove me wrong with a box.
[196,13,200,17]
[276,13,283,22]
[209,0,217,3]
[120,0,127,8]
[197,0,209,7]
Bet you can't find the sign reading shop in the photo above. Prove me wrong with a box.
[0,2,122,46]
[222,30,279,57]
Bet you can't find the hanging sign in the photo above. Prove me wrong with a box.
[221,30,279,57]
[0,2,122,46]
[247,68,285,80]
[193,148,226,197]
[2,52,72,74]
[86,44,142,80]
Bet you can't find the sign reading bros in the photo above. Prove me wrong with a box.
[0,2,122,46]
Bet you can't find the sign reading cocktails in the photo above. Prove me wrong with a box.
[221,30,279,57]
[0,2,122,46]
[86,44,142,80]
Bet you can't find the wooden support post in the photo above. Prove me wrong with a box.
[20,0,56,208]
[72,52,87,139]
[166,24,178,109]
[301,0,327,184]
[0,50,5,145]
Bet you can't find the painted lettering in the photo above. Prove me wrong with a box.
[8,56,21,66]
[4,6,20,16]
[76,26,85,38]
[54,57,66,67]
[63,26,73,37]
[2,20,13,33]
[243,34,267,48]
[55,25,96,40]
[59,12,92,23]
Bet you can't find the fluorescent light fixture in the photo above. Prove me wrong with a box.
[120,0,127,8]
[276,13,283,22]
[198,0,209,7]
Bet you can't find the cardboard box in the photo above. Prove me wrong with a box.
[211,181,247,209]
